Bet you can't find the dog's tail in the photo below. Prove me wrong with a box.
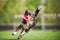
[35,8,40,17]
[35,5,44,17]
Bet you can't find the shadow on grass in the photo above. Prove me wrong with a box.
[0,39,18,40]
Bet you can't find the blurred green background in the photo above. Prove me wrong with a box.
[0,0,60,26]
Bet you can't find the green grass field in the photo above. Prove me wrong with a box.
[0,30,60,40]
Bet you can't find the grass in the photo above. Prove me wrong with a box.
[0,30,60,40]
